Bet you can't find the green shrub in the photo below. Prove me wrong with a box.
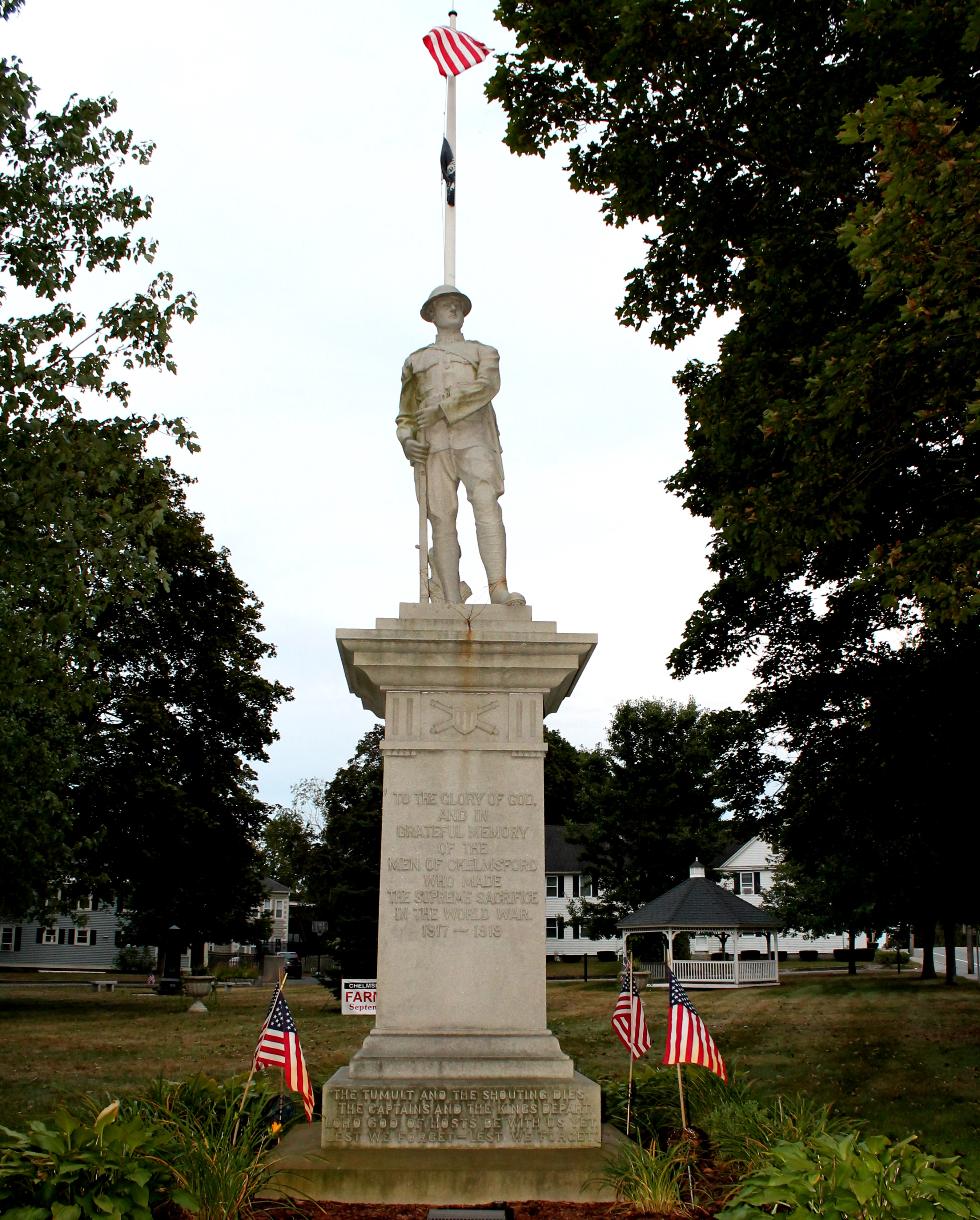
[703,1091,857,1174]
[0,1098,185,1220]
[718,1131,980,1218]
[212,962,258,981]
[111,946,156,974]
[604,1063,733,1145]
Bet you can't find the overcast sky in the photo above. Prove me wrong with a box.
[9,1,754,806]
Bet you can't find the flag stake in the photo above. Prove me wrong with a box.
[676,1061,688,1130]
[625,955,634,1136]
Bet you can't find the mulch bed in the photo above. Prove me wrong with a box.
[249,1205,707,1219]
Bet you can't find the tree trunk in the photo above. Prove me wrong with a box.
[847,928,857,976]
[917,921,937,980]
[942,921,958,986]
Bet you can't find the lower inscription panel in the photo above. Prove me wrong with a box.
[322,1069,602,1149]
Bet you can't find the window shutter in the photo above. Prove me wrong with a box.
[733,874,741,894]
[557,876,565,898]
[754,872,761,894]
[58,927,66,945]
[90,930,97,945]
[14,927,21,951]
[571,875,580,898]
[36,927,45,944]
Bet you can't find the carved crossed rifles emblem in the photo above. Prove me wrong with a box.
[430,698,500,736]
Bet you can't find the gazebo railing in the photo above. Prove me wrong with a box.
[635,958,779,985]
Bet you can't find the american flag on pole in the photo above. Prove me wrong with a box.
[254,982,315,1121]
[611,972,652,1059]
[662,968,727,1082]
[423,26,491,77]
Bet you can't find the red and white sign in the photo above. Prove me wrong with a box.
[341,978,377,1015]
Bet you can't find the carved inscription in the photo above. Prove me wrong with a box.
[384,790,539,939]
[325,1083,599,1148]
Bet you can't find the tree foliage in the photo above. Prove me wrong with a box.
[68,485,290,948]
[566,698,740,939]
[302,726,385,976]
[0,13,289,934]
[490,0,979,957]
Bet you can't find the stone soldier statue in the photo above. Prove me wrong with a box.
[397,285,525,607]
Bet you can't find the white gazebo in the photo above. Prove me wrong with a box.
[618,861,783,986]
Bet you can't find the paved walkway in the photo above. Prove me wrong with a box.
[910,946,979,981]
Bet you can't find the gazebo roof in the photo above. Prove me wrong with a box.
[618,874,781,932]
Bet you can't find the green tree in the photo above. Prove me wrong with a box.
[260,805,317,897]
[68,486,290,958]
[303,726,384,977]
[490,1,978,973]
[567,698,736,939]
[1,9,198,915]
[542,726,607,825]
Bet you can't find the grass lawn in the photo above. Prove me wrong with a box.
[1,971,978,1181]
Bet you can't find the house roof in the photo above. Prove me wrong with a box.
[618,874,781,931]
[261,876,290,894]
[544,825,585,873]
[716,835,774,872]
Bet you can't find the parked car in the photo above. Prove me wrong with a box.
[275,950,302,979]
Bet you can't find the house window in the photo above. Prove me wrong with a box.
[546,918,564,939]
[41,928,57,945]
[1,926,18,952]
[74,895,93,912]
[733,871,762,896]
[273,899,285,918]
[546,875,564,898]
[75,928,95,946]
[580,874,594,898]
[262,898,272,912]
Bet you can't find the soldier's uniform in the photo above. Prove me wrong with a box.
[397,336,507,600]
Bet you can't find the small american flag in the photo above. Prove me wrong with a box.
[254,982,315,1121]
[423,26,491,77]
[611,972,652,1059]
[662,969,727,1082]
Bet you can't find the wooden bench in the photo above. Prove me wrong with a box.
[90,980,116,992]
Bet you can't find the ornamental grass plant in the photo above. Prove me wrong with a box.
[124,1074,292,1220]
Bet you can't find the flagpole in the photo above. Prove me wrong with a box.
[444,9,457,284]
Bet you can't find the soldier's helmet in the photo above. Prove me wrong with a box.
[420,284,472,322]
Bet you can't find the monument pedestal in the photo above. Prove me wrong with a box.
[323,603,599,1156]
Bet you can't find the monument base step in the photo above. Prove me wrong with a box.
[268,1121,629,1204]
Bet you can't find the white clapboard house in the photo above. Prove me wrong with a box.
[691,836,873,956]
[544,825,620,958]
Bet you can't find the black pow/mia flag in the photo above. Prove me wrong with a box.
[441,136,456,206]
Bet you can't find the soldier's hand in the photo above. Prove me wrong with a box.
[417,403,444,429]
[402,437,429,463]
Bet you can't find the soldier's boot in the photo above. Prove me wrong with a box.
[431,536,465,604]
[476,522,525,607]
